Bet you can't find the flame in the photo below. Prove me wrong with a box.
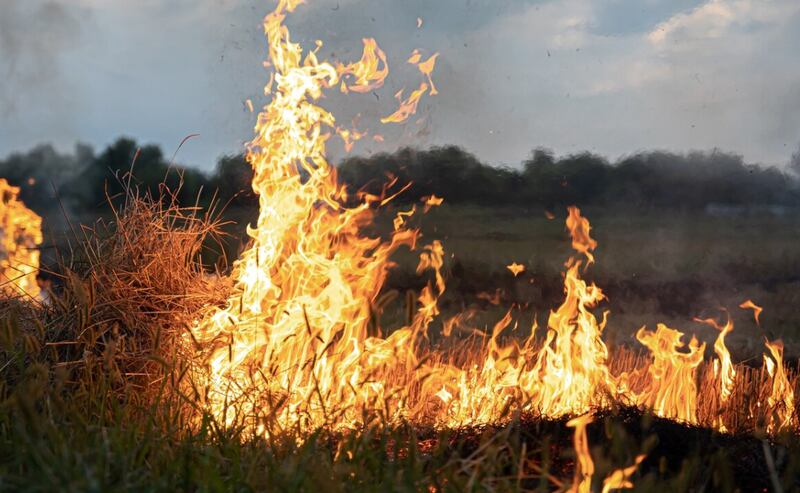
[634,324,705,423]
[739,299,762,325]
[566,206,597,264]
[695,315,736,432]
[381,82,430,124]
[0,178,42,299]
[336,125,367,153]
[762,339,797,434]
[506,262,525,277]
[415,53,439,96]
[338,38,389,94]
[568,414,644,493]
[698,316,737,432]
[422,194,443,212]
[567,414,595,493]
[190,0,419,431]
[188,0,799,439]
[602,455,646,493]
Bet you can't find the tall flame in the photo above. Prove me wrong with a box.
[763,339,797,434]
[189,0,798,439]
[567,414,645,493]
[190,0,418,430]
[634,324,705,423]
[0,179,42,299]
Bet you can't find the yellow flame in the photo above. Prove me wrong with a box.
[567,414,595,493]
[634,324,705,423]
[566,206,597,265]
[568,414,644,493]
[381,82,429,124]
[189,0,798,439]
[0,178,42,299]
[422,194,443,212]
[338,38,389,94]
[506,262,525,277]
[602,455,646,493]
[416,53,439,96]
[190,0,418,431]
[739,299,762,325]
[763,339,797,434]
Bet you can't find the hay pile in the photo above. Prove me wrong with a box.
[0,184,230,413]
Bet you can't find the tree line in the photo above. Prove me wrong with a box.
[2,137,799,219]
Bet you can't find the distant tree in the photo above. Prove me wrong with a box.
[0,143,92,214]
[791,142,800,177]
[211,154,256,207]
[3,139,799,219]
[68,137,209,211]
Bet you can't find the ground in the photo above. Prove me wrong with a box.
[5,202,799,492]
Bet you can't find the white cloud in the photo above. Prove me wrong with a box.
[648,0,800,46]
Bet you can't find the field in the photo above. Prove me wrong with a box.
[376,205,800,361]
[2,200,800,492]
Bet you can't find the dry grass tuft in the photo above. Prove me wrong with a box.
[0,181,231,412]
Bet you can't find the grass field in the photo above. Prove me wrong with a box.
[5,201,800,492]
[370,204,800,362]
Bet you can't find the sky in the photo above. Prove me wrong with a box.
[1,0,799,171]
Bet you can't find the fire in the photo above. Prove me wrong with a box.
[506,262,525,276]
[739,299,762,325]
[763,339,797,434]
[567,414,645,493]
[338,38,388,94]
[567,414,595,493]
[0,178,42,299]
[190,0,422,431]
[633,324,705,423]
[381,83,431,124]
[422,194,443,212]
[189,0,798,439]
[566,206,598,264]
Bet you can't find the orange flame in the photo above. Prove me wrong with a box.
[422,194,443,212]
[338,38,389,94]
[634,324,705,423]
[0,178,42,299]
[381,82,430,124]
[568,414,645,493]
[763,339,797,434]
[567,414,595,493]
[506,262,525,277]
[188,0,798,440]
[566,206,597,264]
[739,299,762,325]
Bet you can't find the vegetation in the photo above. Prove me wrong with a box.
[1,142,800,491]
[2,140,798,221]
[0,187,798,492]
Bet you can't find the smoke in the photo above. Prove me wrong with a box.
[791,143,800,177]
[0,0,83,115]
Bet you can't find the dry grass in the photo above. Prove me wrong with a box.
[0,188,798,491]
[0,182,230,412]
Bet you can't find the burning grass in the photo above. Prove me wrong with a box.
[0,179,799,492]
[0,184,229,414]
[1,0,800,490]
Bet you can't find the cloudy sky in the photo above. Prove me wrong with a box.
[2,0,799,171]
